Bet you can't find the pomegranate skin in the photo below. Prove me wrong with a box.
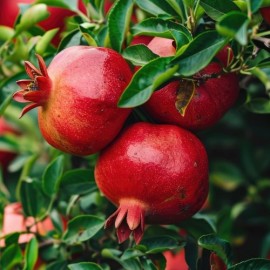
[95,122,209,243]
[144,38,239,131]
[13,46,132,156]
[261,7,270,25]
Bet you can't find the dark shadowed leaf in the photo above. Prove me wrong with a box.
[118,57,178,108]
[228,259,270,269]
[108,0,133,52]
[172,30,228,76]
[198,234,233,267]
[68,262,104,270]
[245,98,270,114]
[60,168,96,195]
[200,0,239,21]
[63,215,104,243]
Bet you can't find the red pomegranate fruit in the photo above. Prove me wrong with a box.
[13,46,132,156]
[144,37,239,131]
[210,252,227,270]
[95,122,209,243]
[164,249,189,270]
[261,7,270,25]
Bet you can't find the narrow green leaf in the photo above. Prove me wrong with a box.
[58,29,82,52]
[108,0,133,52]
[0,93,13,117]
[23,237,39,270]
[36,28,59,55]
[132,18,191,41]
[172,30,228,76]
[198,234,233,267]
[63,215,104,243]
[15,4,50,35]
[122,44,158,66]
[0,26,15,41]
[245,98,270,114]
[60,168,96,195]
[200,0,239,21]
[228,258,270,269]
[42,155,64,196]
[118,57,178,108]
[135,0,179,17]
[68,262,104,270]
[79,24,99,46]
[35,0,78,10]
[0,244,24,270]
[217,11,249,45]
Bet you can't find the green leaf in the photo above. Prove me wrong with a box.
[20,178,50,218]
[35,28,59,55]
[132,18,191,41]
[228,259,270,269]
[198,234,233,267]
[35,0,78,10]
[200,0,239,21]
[68,262,104,270]
[108,0,133,52]
[23,237,39,270]
[58,29,83,52]
[210,160,245,191]
[0,244,24,270]
[137,236,180,254]
[135,0,179,17]
[122,44,158,66]
[179,214,216,240]
[0,26,15,41]
[79,23,99,46]
[42,155,64,196]
[63,215,104,243]
[245,98,270,114]
[118,57,178,108]
[172,30,228,76]
[4,233,20,247]
[60,168,96,195]
[15,4,50,35]
[0,93,13,117]
[217,11,249,45]
[250,0,264,12]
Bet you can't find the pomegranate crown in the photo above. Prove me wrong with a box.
[13,54,51,118]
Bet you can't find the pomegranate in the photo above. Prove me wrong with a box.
[261,7,270,25]
[210,252,227,270]
[0,202,53,246]
[164,249,189,270]
[95,122,209,243]
[13,46,132,156]
[144,37,239,131]
[0,118,19,170]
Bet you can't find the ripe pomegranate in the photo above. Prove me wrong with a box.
[0,202,53,246]
[0,118,19,170]
[130,35,153,46]
[164,249,189,270]
[95,122,209,243]
[0,0,86,46]
[13,46,132,156]
[261,7,270,25]
[210,252,227,270]
[144,37,239,131]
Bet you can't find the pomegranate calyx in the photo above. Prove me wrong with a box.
[105,201,145,244]
[13,54,51,118]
